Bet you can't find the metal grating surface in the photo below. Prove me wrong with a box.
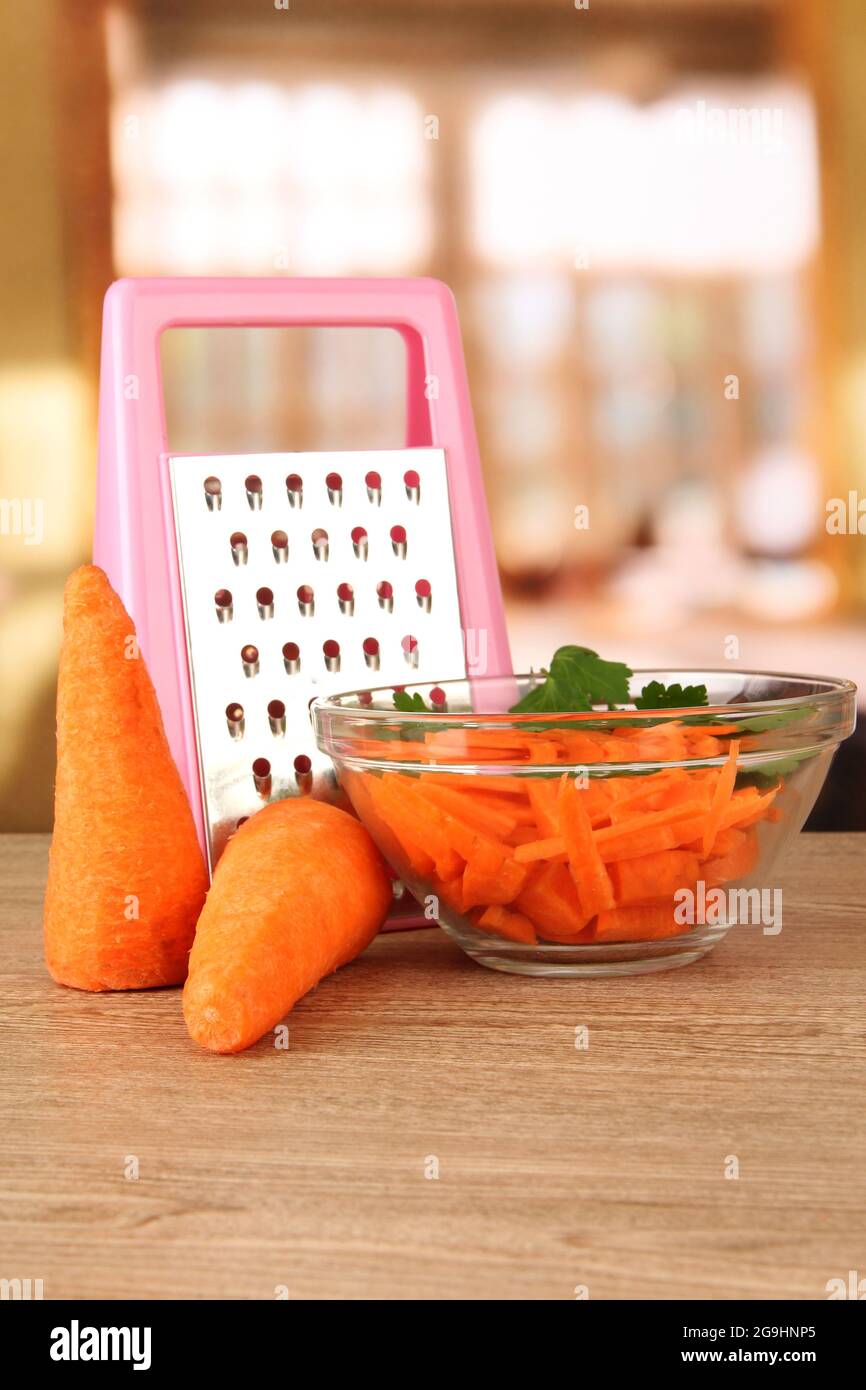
[169,450,467,868]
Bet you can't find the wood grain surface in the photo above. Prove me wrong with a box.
[1,833,864,1301]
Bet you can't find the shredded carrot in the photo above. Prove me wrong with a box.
[593,798,710,846]
[416,781,519,839]
[419,772,529,797]
[704,826,759,885]
[557,776,616,916]
[611,849,701,907]
[593,900,689,943]
[516,862,591,941]
[514,835,567,864]
[477,904,537,944]
[527,780,561,837]
[702,739,740,857]
[462,840,527,909]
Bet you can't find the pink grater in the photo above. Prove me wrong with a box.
[93,277,511,922]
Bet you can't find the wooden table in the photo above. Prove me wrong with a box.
[2,833,864,1301]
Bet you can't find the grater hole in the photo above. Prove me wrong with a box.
[252,756,272,797]
[351,525,368,560]
[430,686,447,709]
[404,468,421,502]
[311,528,329,561]
[245,475,263,510]
[241,643,260,677]
[293,753,313,794]
[267,698,286,737]
[297,584,315,616]
[376,579,394,612]
[415,577,432,612]
[323,638,341,673]
[226,702,245,738]
[337,581,354,615]
[282,640,301,674]
[204,476,222,511]
[402,634,419,668]
[286,473,303,508]
[230,532,248,566]
[390,524,407,558]
[326,471,343,507]
[365,470,382,505]
[363,636,380,671]
[215,589,233,622]
[271,529,289,563]
[256,586,275,620]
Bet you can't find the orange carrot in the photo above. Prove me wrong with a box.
[557,776,616,916]
[462,841,527,909]
[608,769,690,819]
[508,825,547,847]
[436,875,466,914]
[611,849,700,907]
[516,861,591,941]
[718,784,779,832]
[378,775,464,880]
[478,905,537,944]
[593,901,689,943]
[514,835,568,864]
[44,566,208,991]
[702,739,740,857]
[527,779,560,837]
[416,781,519,839]
[365,777,437,879]
[593,797,710,847]
[703,826,745,858]
[183,799,391,1053]
[705,826,759,886]
[343,770,410,872]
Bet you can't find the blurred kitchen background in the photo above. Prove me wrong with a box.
[2,0,865,831]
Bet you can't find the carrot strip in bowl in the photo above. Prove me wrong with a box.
[516,862,591,941]
[365,776,437,879]
[415,781,519,839]
[477,905,537,944]
[592,900,690,943]
[514,836,568,864]
[527,779,560,837]
[610,848,701,907]
[557,776,616,916]
[702,738,740,857]
[462,840,527,909]
[593,797,711,848]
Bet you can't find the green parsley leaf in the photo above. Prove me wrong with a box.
[392,689,429,713]
[510,646,632,715]
[634,680,709,710]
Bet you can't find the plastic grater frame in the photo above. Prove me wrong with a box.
[93,277,511,904]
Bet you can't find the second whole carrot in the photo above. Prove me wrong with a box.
[183,798,392,1053]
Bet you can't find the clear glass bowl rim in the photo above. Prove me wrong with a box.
[312,668,857,774]
[313,667,856,725]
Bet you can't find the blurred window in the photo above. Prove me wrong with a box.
[110,54,823,607]
[113,81,432,274]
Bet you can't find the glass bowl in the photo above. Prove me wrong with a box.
[312,671,856,976]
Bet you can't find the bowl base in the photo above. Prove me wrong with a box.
[441,923,727,978]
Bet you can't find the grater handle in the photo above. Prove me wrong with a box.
[95,277,512,852]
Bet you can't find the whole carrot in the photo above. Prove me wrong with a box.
[44,566,208,990]
[183,798,392,1053]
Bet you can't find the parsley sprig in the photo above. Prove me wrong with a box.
[509,647,708,715]
[391,646,709,715]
